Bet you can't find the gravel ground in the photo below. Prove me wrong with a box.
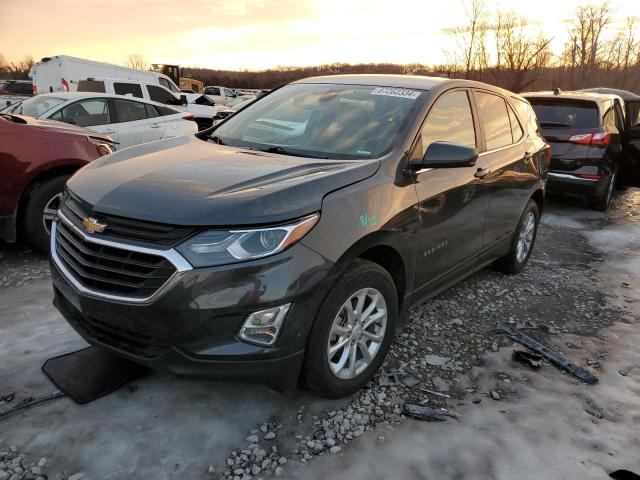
[1,190,639,479]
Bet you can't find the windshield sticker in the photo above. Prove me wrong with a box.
[371,87,421,100]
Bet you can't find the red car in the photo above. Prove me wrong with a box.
[0,114,115,252]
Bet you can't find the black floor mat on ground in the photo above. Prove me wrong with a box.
[42,346,150,404]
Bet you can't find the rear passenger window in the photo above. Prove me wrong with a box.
[420,90,476,154]
[51,99,110,127]
[114,82,143,98]
[112,99,148,123]
[475,92,513,150]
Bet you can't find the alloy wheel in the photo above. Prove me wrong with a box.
[42,193,62,236]
[516,211,535,263]
[326,287,387,380]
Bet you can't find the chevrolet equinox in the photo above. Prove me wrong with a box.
[50,75,550,398]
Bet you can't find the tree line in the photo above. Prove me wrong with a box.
[2,1,638,93]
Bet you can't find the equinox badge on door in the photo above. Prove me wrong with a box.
[82,217,107,234]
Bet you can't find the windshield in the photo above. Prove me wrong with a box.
[11,95,66,117]
[211,83,425,159]
[528,99,599,129]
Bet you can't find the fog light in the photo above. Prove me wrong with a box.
[239,304,291,346]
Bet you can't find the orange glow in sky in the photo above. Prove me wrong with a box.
[1,0,639,70]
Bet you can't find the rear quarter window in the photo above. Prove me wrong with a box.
[528,99,600,129]
[512,98,540,137]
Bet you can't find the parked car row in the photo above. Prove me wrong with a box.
[3,92,197,149]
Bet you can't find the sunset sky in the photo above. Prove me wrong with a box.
[2,0,639,70]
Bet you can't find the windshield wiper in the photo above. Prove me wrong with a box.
[260,145,328,159]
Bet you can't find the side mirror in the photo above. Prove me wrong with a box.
[411,141,479,170]
[180,94,188,106]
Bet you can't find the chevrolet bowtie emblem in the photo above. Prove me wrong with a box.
[82,217,107,234]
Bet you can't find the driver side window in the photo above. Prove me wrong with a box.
[418,90,476,158]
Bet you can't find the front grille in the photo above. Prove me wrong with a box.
[55,219,177,299]
[57,291,169,358]
[62,195,195,247]
[81,314,169,358]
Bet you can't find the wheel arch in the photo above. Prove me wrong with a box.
[324,230,411,318]
[17,165,80,235]
[531,188,544,214]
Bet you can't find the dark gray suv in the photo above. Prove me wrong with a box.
[50,75,550,398]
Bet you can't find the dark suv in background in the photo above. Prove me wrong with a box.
[524,90,640,210]
[50,75,549,398]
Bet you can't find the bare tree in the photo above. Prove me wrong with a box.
[561,2,612,87]
[490,12,552,91]
[444,0,489,79]
[125,54,149,70]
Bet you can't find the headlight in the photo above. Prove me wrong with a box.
[176,213,319,267]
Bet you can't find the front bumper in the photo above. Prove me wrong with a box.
[546,171,607,198]
[50,219,334,391]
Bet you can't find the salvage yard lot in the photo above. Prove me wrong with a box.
[1,192,639,480]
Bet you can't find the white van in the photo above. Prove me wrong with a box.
[29,55,181,95]
[77,78,218,130]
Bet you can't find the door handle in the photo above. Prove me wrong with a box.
[150,124,163,129]
[474,167,490,179]
[103,130,116,134]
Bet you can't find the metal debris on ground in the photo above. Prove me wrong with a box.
[0,393,15,403]
[420,388,451,399]
[0,391,65,420]
[512,349,543,368]
[401,376,420,388]
[377,372,405,386]
[402,402,448,422]
[497,322,598,384]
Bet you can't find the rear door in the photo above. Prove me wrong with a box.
[412,88,492,295]
[475,91,541,249]
[110,98,164,147]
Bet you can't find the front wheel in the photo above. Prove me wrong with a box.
[23,175,69,253]
[494,199,540,274]
[302,259,397,398]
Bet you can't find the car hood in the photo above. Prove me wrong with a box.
[67,135,380,226]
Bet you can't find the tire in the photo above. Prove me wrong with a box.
[302,259,398,398]
[494,199,540,275]
[23,175,69,253]
[587,167,617,212]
